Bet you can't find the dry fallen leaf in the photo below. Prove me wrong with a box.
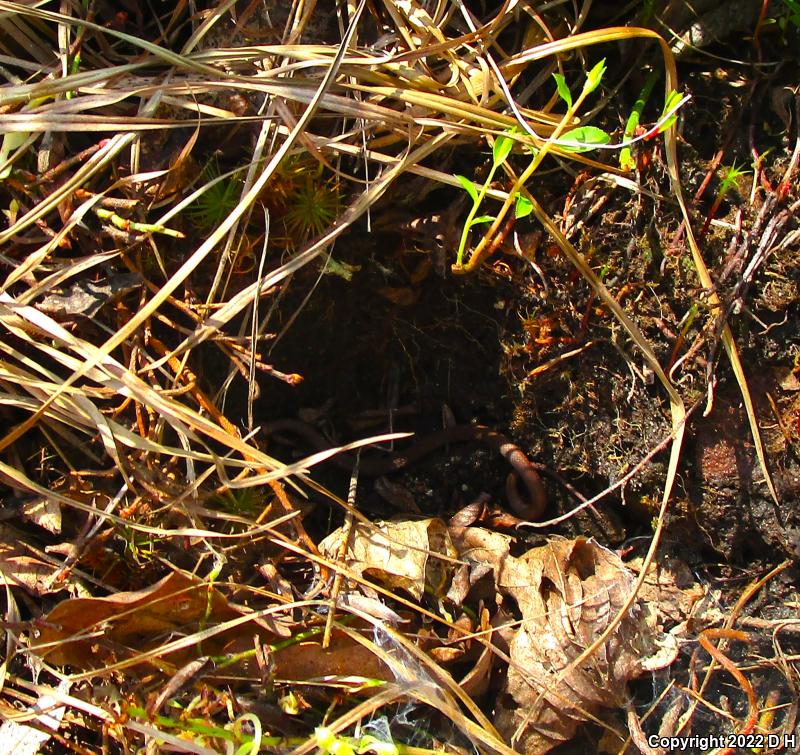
[35,570,283,673]
[20,496,62,534]
[0,524,57,596]
[319,518,457,600]
[628,553,705,629]
[274,630,393,685]
[489,537,671,754]
[376,286,418,306]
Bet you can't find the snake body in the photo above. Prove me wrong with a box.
[263,419,546,520]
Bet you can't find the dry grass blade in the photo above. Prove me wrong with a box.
[0,0,367,453]
[331,618,515,755]
[664,122,780,511]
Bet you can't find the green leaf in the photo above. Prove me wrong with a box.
[582,58,607,96]
[553,73,572,108]
[658,89,684,132]
[558,126,611,152]
[0,130,32,180]
[455,174,479,202]
[515,194,533,219]
[492,133,514,168]
[356,735,399,755]
[619,147,636,172]
[469,214,495,227]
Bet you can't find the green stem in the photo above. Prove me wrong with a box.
[455,161,500,267]
[619,70,659,170]
[453,86,596,274]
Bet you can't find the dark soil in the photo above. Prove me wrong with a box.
[260,60,800,563]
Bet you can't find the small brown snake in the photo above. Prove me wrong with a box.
[263,419,547,520]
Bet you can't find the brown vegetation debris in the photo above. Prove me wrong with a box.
[319,518,458,601]
[35,570,285,674]
[489,537,675,754]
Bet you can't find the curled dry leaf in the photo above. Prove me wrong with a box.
[0,524,57,596]
[627,553,704,629]
[35,570,285,673]
[489,537,672,754]
[20,496,61,534]
[319,518,457,600]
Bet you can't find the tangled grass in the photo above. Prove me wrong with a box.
[0,0,792,751]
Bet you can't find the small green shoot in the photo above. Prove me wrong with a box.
[453,130,517,267]
[699,161,750,237]
[315,726,399,755]
[554,60,611,152]
[188,159,243,231]
[659,90,684,133]
[282,172,340,242]
[95,207,185,238]
[780,0,800,28]
[583,58,607,96]
[620,83,684,170]
[619,72,658,170]
[718,161,750,197]
[453,59,610,272]
[66,52,81,99]
[553,73,573,109]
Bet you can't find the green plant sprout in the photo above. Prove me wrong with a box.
[66,52,81,99]
[452,59,609,274]
[717,161,750,199]
[452,59,686,273]
[125,704,275,752]
[188,158,244,232]
[282,170,339,241]
[94,206,185,238]
[315,726,399,755]
[619,76,683,171]
[619,73,658,171]
[780,0,800,29]
[699,160,750,237]
[453,130,517,267]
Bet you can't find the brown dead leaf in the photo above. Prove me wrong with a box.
[373,475,422,513]
[20,496,61,534]
[36,570,282,673]
[408,257,433,285]
[0,524,57,596]
[274,629,393,685]
[319,518,457,600]
[628,553,705,629]
[459,609,495,699]
[490,537,668,754]
[376,286,418,306]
